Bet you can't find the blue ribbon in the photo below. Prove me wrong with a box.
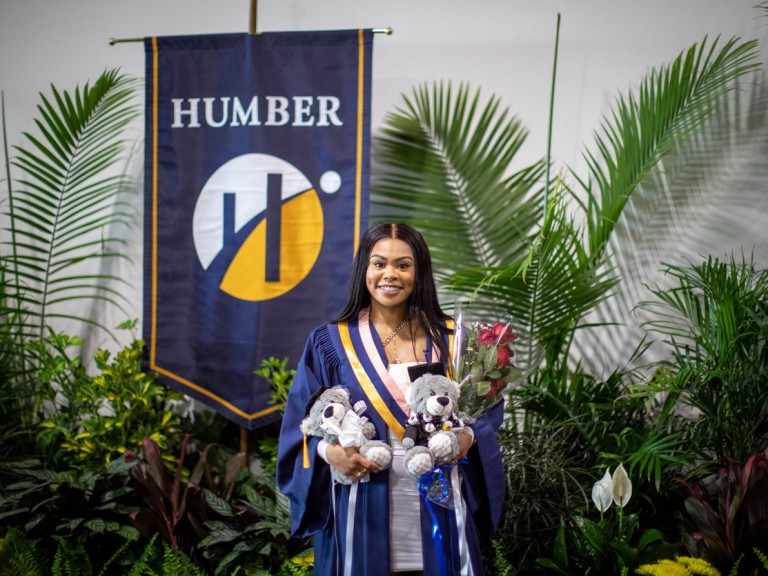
[416,458,469,576]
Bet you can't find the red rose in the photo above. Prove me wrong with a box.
[492,322,517,346]
[477,323,497,346]
[488,378,506,397]
[496,344,513,366]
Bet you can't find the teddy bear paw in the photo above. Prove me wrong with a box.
[360,441,393,469]
[404,448,434,477]
[428,432,459,463]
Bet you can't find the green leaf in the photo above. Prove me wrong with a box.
[553,521,569,566]
[199,528,241,547]
[118,525,140,540]
[636,528,664,550]
[572,516,608,552]
[476,381,492,396]
[203,488,234,517]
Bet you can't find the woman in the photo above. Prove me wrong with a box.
[276,223,505,576]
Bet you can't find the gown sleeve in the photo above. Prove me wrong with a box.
[461,399,506,540]
[276,325,341,537]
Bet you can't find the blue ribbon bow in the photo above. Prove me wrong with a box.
[416,458,469,576]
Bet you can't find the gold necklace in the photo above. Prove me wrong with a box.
[381,314,409,347]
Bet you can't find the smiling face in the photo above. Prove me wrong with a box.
[365,238,416,315]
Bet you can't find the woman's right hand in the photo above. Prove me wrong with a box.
[325,444,381,482]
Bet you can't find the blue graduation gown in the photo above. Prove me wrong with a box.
[276,316,505,576]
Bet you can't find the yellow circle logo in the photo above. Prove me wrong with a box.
[192,154,326,301]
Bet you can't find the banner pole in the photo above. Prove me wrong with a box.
[249,0,258,35]
[240,426,249,469]
[108,27,393,45]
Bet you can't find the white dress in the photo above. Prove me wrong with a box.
[315,362,426,571]
[388,362,423,572]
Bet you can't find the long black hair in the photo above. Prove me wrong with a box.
[334,222,452,362]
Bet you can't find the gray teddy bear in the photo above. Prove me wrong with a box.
[402,373,469,478]
[302,386,393,484]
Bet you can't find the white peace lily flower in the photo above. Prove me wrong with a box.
[591,468,613,512]
[611,463,632,508]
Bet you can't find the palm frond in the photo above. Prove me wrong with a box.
[3,68,139,346]
[394,36,760,374]
[372,81,545,281]
[581,36,760,259]
[579,68,768,373]
[448,181,619,368]
[623,430,691,491]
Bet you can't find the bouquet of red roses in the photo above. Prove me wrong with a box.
[452,317,521,419]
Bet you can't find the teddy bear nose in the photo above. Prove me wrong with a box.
[437,396,449,406]
[323,406,335,418]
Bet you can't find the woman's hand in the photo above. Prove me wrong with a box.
[455,428,475,461]
[325,444,382,482]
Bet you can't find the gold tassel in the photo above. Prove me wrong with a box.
[302,428,310,469]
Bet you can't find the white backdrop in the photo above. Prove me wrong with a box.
[1,0,766,353]
[2,1,765,170]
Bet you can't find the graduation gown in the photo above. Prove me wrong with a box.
[276,310,505,576]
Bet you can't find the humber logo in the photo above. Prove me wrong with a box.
[192,153,341,301]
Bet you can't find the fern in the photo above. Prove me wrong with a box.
[95,537,135,576]
[490,539,518,576]
[126,535,160,576]
[51,535,92,576]
[160,542,206,576]
[230,566,268,576]
[754,548,768,570]
[122,537,208,576]
[727,553,744,576]
[277,558,312,576]
[0,528,48,576]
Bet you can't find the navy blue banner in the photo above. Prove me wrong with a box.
[143,31,373,428]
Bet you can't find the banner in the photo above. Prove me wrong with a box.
[143,31,373,428]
